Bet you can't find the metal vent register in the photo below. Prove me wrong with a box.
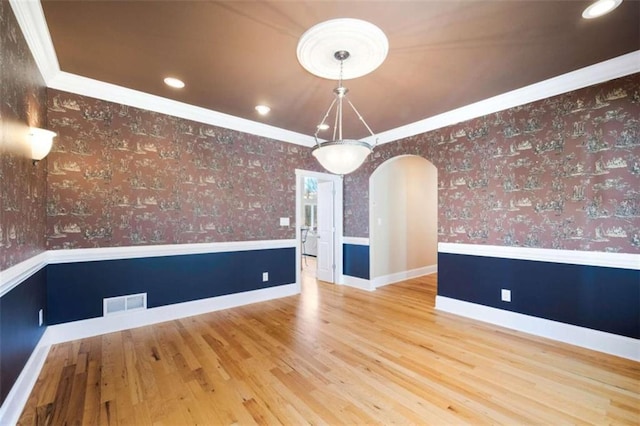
[103,293,147,316]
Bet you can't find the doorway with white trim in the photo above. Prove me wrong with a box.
[295,169,343,289]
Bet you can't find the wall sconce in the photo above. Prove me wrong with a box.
[28,127,56,165]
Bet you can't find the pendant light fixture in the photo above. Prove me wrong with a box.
[297,19,388,175]
[311,50,376,175]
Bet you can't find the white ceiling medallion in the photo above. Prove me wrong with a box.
[297,18,388,80]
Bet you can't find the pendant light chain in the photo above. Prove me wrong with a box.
[337,56,344,142]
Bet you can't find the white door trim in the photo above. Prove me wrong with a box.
[295,169,344,288]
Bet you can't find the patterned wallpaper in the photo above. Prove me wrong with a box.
[344,74,640,253]
[0,1,48,271]
[46,90,316,249]
[4,0,637,259]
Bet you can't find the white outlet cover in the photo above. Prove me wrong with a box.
[38,309,43,326]
[501,289,512,302]
[279,217,290,226]
[263,272,269,282]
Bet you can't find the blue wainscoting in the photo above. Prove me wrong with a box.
[47,248,295,325]
[343,244,370,280]
[0,268,47,406]
[438,252,640,339]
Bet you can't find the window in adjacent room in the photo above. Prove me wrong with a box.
[303,177,318,229]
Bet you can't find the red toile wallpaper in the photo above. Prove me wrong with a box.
[344,74,640,253]
[0,1,48,271]
[46,90,315,249]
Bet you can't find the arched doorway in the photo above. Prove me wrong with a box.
[369,155,437,287]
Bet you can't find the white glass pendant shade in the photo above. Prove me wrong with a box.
[299,19,386,175]
[29,127,56,161]
[312,140,372,175]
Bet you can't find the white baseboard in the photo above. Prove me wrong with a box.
[435,296,640,361]
[342,275,374,291]
[0,331,52,426]
[47,283,298,344]
[372,264,437,288]
[0,283,298,424]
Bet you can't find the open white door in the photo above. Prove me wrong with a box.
[316,181,335,283]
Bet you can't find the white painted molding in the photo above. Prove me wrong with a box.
[8,0,59,83]
[0,282,298,425]
[8,0,315,147]
[12,0,639,150]
[0,252,48,297]
[342,275,374,292]
[372,264,437,288]
[368,51,640,145]
[0,330,51,426]
[48,72,316,147]
[46,283,298,344]
[47,239,296,264]
[343,237,370,246]
[438,243,640,270]
[435,296,640,362]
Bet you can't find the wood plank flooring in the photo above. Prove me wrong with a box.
[18,272,640,425]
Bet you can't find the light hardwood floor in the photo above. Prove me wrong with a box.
[19,271,639,425]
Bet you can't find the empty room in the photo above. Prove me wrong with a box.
[1,0,639,424]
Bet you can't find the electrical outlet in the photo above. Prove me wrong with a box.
[38,309,44,326]
[262,272,269,282]
[279,217,290,226]
[501,289,511,302]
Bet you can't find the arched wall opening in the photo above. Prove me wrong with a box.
[369,155,438,287]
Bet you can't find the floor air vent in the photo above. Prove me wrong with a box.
[103,293,147,316]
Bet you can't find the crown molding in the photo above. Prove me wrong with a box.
[12,0,639,148]
[8,0,59,83]
[47,71,317,147]
[369,51,640,145]
[10,0,315,147]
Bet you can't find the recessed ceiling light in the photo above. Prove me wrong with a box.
[317,123,330,131]
[164,77,185,89]
[255,105,271,115]
[582,0,622,19]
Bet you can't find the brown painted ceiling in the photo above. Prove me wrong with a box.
[42,1,639,139]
